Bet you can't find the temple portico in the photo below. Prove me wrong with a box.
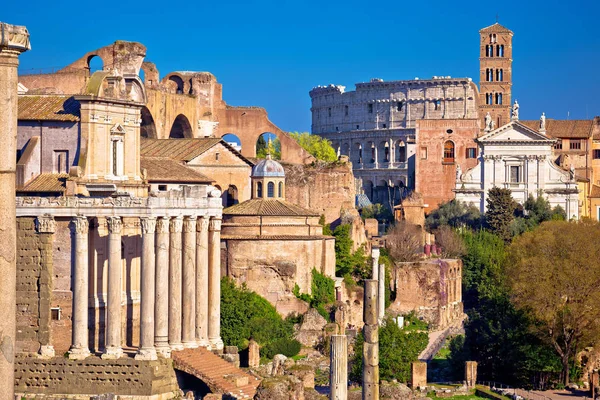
[17,191,224,360]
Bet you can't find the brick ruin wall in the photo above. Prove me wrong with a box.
[14,356,179,396]
[284,161,357,224]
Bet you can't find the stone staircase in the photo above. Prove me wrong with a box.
[172,347,261,399]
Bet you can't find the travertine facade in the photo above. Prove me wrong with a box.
[455,120,580,218]
[310,77,479,207]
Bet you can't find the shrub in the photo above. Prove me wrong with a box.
[220,277,294,353]
[263,338,302,359]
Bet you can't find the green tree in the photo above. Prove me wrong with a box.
[506,220,600,385]
[351,317,428,383]
[485,187,516,242]
[256,135,281,159]
[426,199,483,231]
[360,203,394,223]
[289,131,337,162]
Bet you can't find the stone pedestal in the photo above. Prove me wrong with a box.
[103,217,123,360]
[0,23,30,398]
[362,279,379,400]
[196,217,210,348]
[329,335,348,400]
[136,217,157,361]
[248,339,260,368]
[154,217,171,357]
[69,217,91,360]
[182,217,197,348]
[208,217,223,350]
[169,216,184,351]
[411,361,427,389]
[465,361,477,387]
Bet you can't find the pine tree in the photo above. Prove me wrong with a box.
[485,187,516,242]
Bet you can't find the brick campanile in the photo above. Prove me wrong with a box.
[479,22,513,130]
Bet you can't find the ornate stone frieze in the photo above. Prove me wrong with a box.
[35,215,56,234]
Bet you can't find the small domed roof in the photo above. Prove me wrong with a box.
[252,154,285,178]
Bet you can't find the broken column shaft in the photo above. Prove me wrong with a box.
[329,334,348,400]
[362,279,379,400]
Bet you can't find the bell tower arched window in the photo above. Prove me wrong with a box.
[278,182,283,198]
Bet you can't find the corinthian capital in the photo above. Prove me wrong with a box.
[106,217,123,234]
[183,216,197,232]
[36,215,56,234]
[209,217,222,232]
[0,22,31,53]
[71,216,89,235]
[156,217,170,234]
[170,216,183,233]
[140,217,157,234]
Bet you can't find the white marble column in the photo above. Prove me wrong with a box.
[330,335,348,400]
[378,263,385,323]
[182,216,197,348]
[68,216,91,360]
[136,217,157,360]
[169,216,184,350]
[102,216,123,359]
[371,246,380,280]
[196,216,210,348]
[154,217,171,357]
[208,216,223,350]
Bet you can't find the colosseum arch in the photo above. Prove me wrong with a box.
[87,55,104,73]
[169,114,193,139]
[140,107,157,139]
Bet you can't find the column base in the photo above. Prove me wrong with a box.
[209,337,224,351]
[170,342,184,351]
[197,338,211,349]
[183,340,199,349]
[101,346,124,360]
[155,344,172,358]
[68,346,91,360]
[135,347,158,361]
[39,345,55,358]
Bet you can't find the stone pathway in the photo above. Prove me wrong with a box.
[172,347,261,399]
[419,318,465,361]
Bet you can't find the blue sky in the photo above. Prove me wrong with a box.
[5,0,599,132]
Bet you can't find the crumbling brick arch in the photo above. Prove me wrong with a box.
[140,62,159,87]
[169,114,193,139]
[163,73,192,95]
[87,54,104,73]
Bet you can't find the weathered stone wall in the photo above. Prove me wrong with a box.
[390,259,464,330]
[14,355,179,396]
[284,161,357,224]
[16,218,42,353]
[222,238,335,316]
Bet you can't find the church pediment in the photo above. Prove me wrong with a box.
[110,123,126,135]
[478,121,554,144]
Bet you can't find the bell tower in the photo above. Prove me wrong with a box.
[479,22,513,130]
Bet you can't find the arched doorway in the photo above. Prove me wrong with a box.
[168,75,185,94]
[169,114,192,139]
[222,133,242,153]
[256,132,280,159]
[140,107,157,138]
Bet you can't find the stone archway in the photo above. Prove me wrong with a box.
[140,107,157,138]
[169,114,193,139]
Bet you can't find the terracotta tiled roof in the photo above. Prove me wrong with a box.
[479,22,513,33]
[17,173,68,193]
[590,184,600,198]
[18,95,80,122]
[141,138,253,165]
[521,119,593,139]
[224,199,319,216]
[141,157,213,183]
